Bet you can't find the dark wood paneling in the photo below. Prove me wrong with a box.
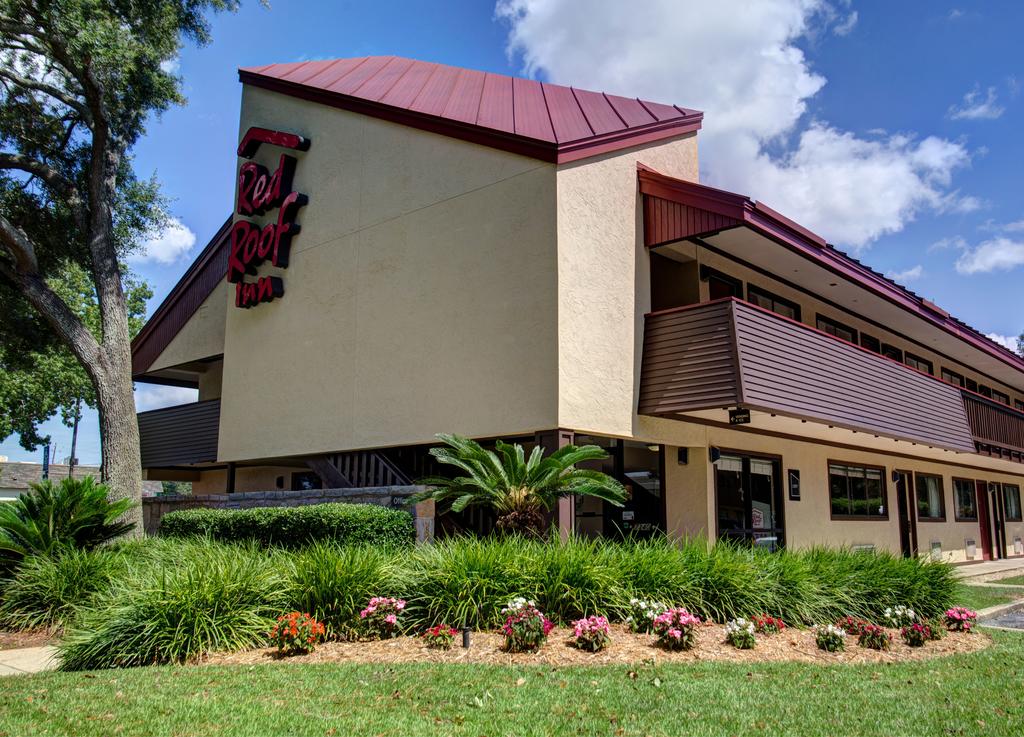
[643,195,739,248]
[639,299,978,453]
[963,394,1024,452]
[138,400,220,467]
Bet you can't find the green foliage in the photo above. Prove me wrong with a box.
[285,542,397,640]
[414,433,627,534]
[0,548,121,630]
[58,538,287,670]
[0,476,134,567]
[158,503,415,548]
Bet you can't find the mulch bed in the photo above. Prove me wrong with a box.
[0,629,55,651]
[203,623,990,668]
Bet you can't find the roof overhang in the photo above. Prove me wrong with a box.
[638,165,1024,392]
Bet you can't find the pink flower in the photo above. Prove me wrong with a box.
[385,614,397,625]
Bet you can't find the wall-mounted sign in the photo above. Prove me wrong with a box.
[788,469,800,501]
[228,127,310,309]
[728,408,751,425]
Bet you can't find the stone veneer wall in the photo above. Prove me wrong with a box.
[142,486,434,542]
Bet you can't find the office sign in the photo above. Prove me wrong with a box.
[729,408,751,425]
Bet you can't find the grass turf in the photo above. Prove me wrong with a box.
[992,574,1024,586]
[1,629,1022,737]
[956,584,1024,612]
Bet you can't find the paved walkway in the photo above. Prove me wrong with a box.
[0,646,58,676]
[955,558,1024,581]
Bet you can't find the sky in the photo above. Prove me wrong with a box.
[3,0,1023,465]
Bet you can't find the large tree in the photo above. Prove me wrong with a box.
[0,0,237,532]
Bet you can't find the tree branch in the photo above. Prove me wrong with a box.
[0,151,87,231]
[0,66,91,124]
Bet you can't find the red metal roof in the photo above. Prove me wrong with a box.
[239,56,703,164]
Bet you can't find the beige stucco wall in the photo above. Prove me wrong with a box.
[149,280,227,372]
[555,134,699,437]
[192,465,306,494]
[198,360,223,401]
[218,87,560,462]
[649,417,1024,561]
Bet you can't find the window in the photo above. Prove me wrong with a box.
[860,333,881,353]
[965,378,978,392]
[829,463,887,519]
[1005,484,1023,522]
[904,352,933,375]
[882,343,903,362]
[747,285,801,321]
[915,474,945,521]
[953,478,977,521]
[1015,399,1024,412]
[941,368,965,388]
[992,389,1010,406]
[978,385,993,398]
[816,315,857,344]
[701,266,743,300]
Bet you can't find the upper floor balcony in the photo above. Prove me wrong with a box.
[137,399,220,468]
[639,298,1024,461]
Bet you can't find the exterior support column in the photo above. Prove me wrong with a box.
[536,429,575,540]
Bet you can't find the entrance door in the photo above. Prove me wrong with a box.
[976,480,994,561]
[990,483,1008,559]
[894,470,918,558]
[715,454,784,550]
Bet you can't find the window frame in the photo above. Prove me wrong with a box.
[991,389,1011,406]
[1004,484,1023,522]
[978,385,993,399]
[816,314,858,344]
[914,473,946,522]
[700,265,743,300]
[941,368,965,388]
[747,284,802,321]
[952,477,978,522]
[904,352,934,375]
[827,460,889,521]
[882,343,903,363]
[860,333,881,353]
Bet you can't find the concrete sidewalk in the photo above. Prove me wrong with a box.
[955,558,1024,581]
[0,646,58,677]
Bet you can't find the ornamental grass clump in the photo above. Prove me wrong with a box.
[900,621,933,648]
[359,597,406,639]
[625,598,668,633]
[815,624,845,652]
[753,615,785,635]
[501,598,554,653]
[571,615,611,652]
[270,612,325,654]
[652,608,701,651]
[883,605,917,628]
[725,618,756,649]
[944,606,978,632]
[422,624,458,650]
[857,623,892,651]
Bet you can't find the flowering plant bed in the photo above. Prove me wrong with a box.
[624,598,667,633]
[360,597,406,639]
[883,605,917,628]
[652,608,701,651]
[944,606,978,632]
[269,612,326,654]
[725,619,755,649]
[570,615,611,652]
[815,624,846,652]
[857,624,892,651]
[753,615,785,635]
[500,598,554,653]
[422,624,458,650]
[901,622,933,647]
[834,616,870,636]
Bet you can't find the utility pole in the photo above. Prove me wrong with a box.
[68,398,82,477]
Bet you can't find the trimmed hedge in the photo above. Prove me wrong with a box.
[159,503,414,548]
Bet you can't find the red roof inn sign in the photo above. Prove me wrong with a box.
[228,127,310,308]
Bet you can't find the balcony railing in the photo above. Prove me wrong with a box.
[962,392,1024,460]
[137,399,220,467]
[639,299,978,453]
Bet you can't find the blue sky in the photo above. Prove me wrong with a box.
[3,0,1023,465]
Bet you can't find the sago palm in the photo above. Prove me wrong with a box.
[414,433,627,535]
[0,477,135,568]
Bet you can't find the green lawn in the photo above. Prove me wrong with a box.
[1,630,1022,737]
[957,584,1024,612]
[993,575,1024,586]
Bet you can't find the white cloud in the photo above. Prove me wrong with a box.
[986,333,1019,352]
[497,0,972,251]
[160,56,180,75]
[928,235,967,252]
[134,384,198,412]
[833,11,858,36]
[132,218,196,264]
[981,218,1024,233]
[955,237,1024,274]
[886,265,923,283]
[948,85,1004,120]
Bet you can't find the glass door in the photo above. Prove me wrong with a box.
[715,453,784,550]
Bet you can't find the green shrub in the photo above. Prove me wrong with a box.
[0,549,122,631]
[285,542,397,639]
[58,539,287,670]
[159,503,414,548]
[0,477,134,570]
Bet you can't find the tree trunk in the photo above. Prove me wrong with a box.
[94,346,143,537]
